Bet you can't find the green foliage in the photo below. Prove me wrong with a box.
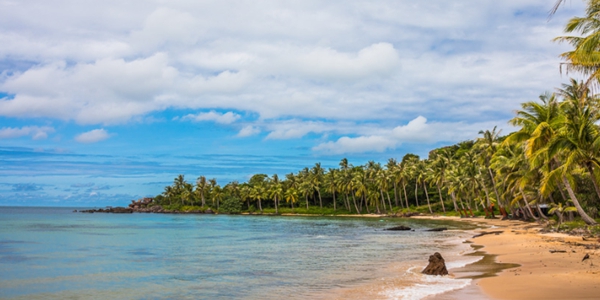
[219,196,243,214]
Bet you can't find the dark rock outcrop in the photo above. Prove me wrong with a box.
[385,225,412,231]
[426,227,448,232]
[421,252,448,276]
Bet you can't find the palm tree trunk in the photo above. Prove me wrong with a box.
[393,182,399,207]
[562,175,597,225]
[344,193,350,211]
[306,194,309,210]
[520,187,538,221]
[436,183,446,212]
[488,167,506,217]
[380,190,387,212]
[585,163,600,207]
[478,168,491,209]
[258,198,262,212]
[414,181,419,207]
[275,195,278,214]
[450,192,460,213]
[351,193,360,214]
[201,195,205,207]
[317,189,323,208]
[332,190,336,211]
[423,182,432,214]
[386,191,393,211]
[403,183,409,209]
[536,201,548,220]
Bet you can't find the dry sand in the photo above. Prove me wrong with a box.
[418,216,600,299]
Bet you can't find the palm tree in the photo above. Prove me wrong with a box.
[429,149,451,212]
[387,158,400,207]
[554,1,600,87]
[195,176,208,207]
[325,168,338,211]
[311,163,325,208]
[240,185,252,210]
[250,183,265,213]
[284,187,298,211]
[476,127,507,217]
[269,174,283,214]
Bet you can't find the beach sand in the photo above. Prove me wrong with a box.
[418,216,600,300]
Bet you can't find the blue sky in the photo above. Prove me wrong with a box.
[0,0,585,206]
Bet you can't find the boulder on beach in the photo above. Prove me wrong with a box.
[385,225,412,231]
[421,252,448,276]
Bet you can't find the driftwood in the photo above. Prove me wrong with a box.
[549,249,567,253]
[472,231,503,238]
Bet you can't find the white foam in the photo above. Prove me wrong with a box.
[383,273,472,300]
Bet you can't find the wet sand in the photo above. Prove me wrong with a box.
[417,216,600,300]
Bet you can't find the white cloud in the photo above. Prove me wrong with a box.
[237,125,260,137]
[312,116,513,154]
[75,129,111,143]
[0,0,587,154]
[181,111,241,124]
[0,126,54,140]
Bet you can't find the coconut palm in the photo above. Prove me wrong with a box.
[476,127,507,217]
[250,183,266,213]
[195,176,208,207]
[311,163,325,208]
[269,174,283,214]
[325,168,338,211]
[284,187,298,211]
[554,0,600,86]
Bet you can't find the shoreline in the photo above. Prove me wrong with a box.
[415,216,600,299]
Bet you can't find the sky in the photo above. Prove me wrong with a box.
[0,0,586,206]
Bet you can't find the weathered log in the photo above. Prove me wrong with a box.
[549,249,567,253]
[472,231,503,238]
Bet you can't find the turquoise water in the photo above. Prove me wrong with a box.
[0,207,478,299]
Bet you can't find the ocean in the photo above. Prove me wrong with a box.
[0,207,481,299]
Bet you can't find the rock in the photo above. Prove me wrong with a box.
[426,227,448,232]
[422,252,448,276]
[385,225,412,231]
[110,207,133,213]
[205,208,214,214]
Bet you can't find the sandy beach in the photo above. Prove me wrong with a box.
[419,216,600,300]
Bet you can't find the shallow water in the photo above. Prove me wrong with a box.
[0,207,479,299]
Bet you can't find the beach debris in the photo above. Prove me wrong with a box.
[549,249,567,253]
[582,254,590,262]
[385,225,411,231]
[426,227,448,232]
[472,230,503,238]
[421,252,448,276]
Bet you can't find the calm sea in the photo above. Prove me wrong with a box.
[0,207,481,300]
